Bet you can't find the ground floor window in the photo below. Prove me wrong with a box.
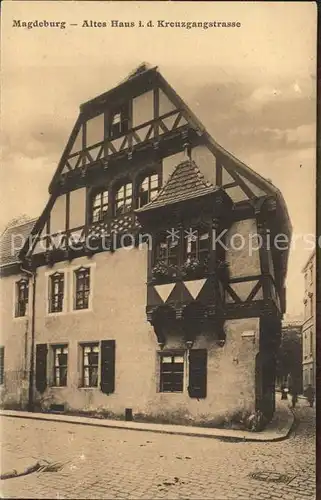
[81,343,99,387]
[52,345,68,387]
[159,353,184,392]
[0,347,4,385]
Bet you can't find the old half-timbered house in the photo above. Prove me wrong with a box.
[1,63,292,427]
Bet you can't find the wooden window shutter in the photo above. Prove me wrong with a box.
[100,340,116,394]
[35,344,48,394]
[188,349,207,399]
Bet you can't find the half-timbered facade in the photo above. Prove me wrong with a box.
[0,64,291,426]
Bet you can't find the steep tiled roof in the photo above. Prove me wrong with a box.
[0,219,37,267]
[136,160,218,212]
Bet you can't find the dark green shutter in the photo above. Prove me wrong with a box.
[100,340,115,394]
[35,344,48,393]
[188,349,207,399]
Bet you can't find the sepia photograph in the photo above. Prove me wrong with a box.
[0,1,317,499]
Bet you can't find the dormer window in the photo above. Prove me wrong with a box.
[138,173,160,208]
[114,181,132,216]
[91,189,109,223]
[109,104,129,138]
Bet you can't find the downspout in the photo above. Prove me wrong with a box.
[20,263,36,412]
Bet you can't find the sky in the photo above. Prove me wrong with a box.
[0,1,317,316]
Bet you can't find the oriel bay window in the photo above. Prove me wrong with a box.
[160,353,185,392]
[81,343,99,387]
[15,279,29,317]
[52,345,68,387]
[114,181,133,216]
[49,272,64,313]
[138,173,160,208]
[91,189,109,223]
[74,267,90,310]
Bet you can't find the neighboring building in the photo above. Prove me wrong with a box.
[0,63,292,425]
[0,218,37,408]
[277,318,303,393]
[302,249,316,391]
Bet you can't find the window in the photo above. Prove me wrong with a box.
[114,181,132,216]
[52,345,68,387]
[160,353,184,392]
[74,267,90,310]
[0,347,4,385]
[138,173,160,208]
[156,232,179,267]
[91,189,109,223]
[109,104,129,138]
[184,228,210,264]
[49,272,64,313]
[81,343,99,387]
[309,294,313,318]
[309,330,313,356]
[15,279,29,317]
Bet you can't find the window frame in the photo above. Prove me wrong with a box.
[108,103,129,139]
[80,342,100,388]
[114,180,133,217]
[91,188,109,223]
[74,267,91,310]
[15,279,29,318]
[0,346,4,385]
[49,272,64,314]
[138,172,160,208]
[184,227,210,264]
[159,351,185,393]
[155,231,180,268]
[52,344,68,387]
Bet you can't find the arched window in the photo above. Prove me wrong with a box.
[91,189,109,223]
[114,181,132,216]
[138,173,160,208]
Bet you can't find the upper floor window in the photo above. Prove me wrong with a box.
[91,189,109,223]
[114,181,132,216]
[0,347,4,385]
[138,173,160,208]
[109,104,129,138]
[184,228,210,264]
[49,272,64,313]
[309,294,313,318]
[52,345,68,387]
[156,232,179,267]
[74,267,90,310]
[15,279,29,317]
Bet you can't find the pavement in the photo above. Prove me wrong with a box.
[0,393,294,452]
[0,397,315,499]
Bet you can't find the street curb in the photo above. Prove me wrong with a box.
[0,407,294,443]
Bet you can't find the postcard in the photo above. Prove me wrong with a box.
[0,1,317,499]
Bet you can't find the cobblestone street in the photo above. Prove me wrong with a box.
[0,402,315,499]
